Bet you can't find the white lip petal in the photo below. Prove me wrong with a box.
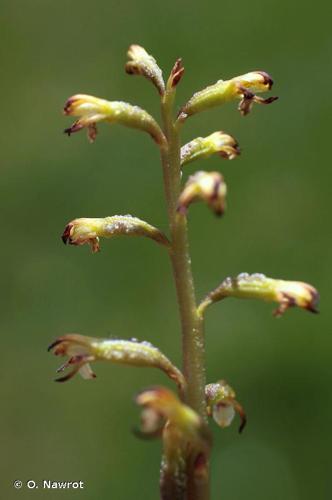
[213,403,235,428]
[78,363,96,380]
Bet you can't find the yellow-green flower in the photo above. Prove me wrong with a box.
[199,273,319,317]
[62,215,170,253]
[64,94,166,145]
[48,334,185,389]
[205,380,246,433]
[181,131,240,165]
[179,71,278,120]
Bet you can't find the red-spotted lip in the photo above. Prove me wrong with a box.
[61,223,73,244]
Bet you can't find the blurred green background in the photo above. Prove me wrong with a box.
[1,0,331,498]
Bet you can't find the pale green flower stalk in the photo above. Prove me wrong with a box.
[49,44,319,500]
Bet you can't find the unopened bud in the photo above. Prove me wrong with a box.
[199,273,319,317]
[64,94,166,145]
[125,44,165,95]
[177,171,227,216]
[178,71,277,121]
[181,131,240,166]
[61,215,170,253]
[167,58,185,89]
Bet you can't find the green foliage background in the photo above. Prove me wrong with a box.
[1,0,331,498]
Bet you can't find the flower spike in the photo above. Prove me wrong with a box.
[198,273,319,317]
[48,334,185,390]
[177,171,227,216]
[61,215,170,253]
[125,45,165,95]
[205,380,246,433]
[64,94,166,145]
[178,71,278,121]
[181,131,240,166]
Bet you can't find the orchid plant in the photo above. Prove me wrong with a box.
[49,45,319,500]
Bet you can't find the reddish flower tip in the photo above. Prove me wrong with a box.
[61,223,73,245]
[170,58,185,87]
[256,71,274,89]
[47,339,62,352]
[63,97,76,115]
[306,288,320,313]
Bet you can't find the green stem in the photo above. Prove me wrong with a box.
[160,88,209,500]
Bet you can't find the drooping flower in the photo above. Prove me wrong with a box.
[64,94,166,145]
[178,71,278,121]
[205,380,246,433]
[48,334,185,390]
[61,215,170,253]
[181,131,240,166]
[199,273,319,317]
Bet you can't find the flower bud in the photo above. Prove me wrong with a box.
[64,94,166,145]
[199,273,319,317]
[48,334,185,389]
[178,71,278,120]
[61,215,170,253]
[125,44,165,95]
[167,58,185,89]
[181,131,240,166]
[177,171,227,216]
[205,380,246,433]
